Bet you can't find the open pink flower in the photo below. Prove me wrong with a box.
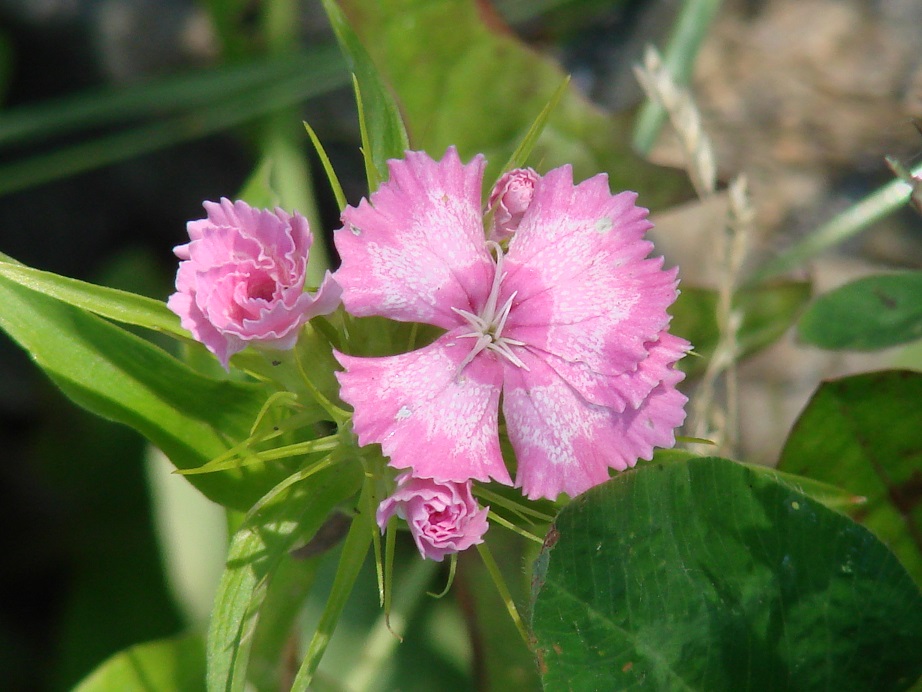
[168,198,340,367]
[376,473,489,561]
[334,148,689,500]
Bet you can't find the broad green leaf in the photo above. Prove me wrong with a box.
[649,451,866,513]
[778,371,922,586]
[337,0,691,207]
[531,457,922,691]
[670,282,811,375]
[0,274,292,511]
[0,255,186,337]
[73,634,206,692]
[207,459,362,692]
[798,272,922,350]
[321,0,410,186]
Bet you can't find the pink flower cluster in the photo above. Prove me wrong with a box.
[169,148,688,561]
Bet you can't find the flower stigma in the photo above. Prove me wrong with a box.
[452,240,528,375]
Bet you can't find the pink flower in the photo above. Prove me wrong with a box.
[333,148,689,500]
[376,473,489,561]
[488,167,539,241]
[168,198,340,367]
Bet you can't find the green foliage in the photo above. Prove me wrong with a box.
[0,253,186,338]
[207,460,363,691]
[336,0,691,206]
[779,371,922,587]
[321,0,410,189]
[670,282,811,375]
[73,635,206,692]
[531,457,922,691]
[798,272,922,350]
[0,271,290,511]
[0,49,348,197]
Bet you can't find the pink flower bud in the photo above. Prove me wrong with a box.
[168,198,340,367]
[488,167,539,241]
[376,473,489,562]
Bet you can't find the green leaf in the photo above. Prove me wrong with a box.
[304,121,348,211]
[798,272,922,350]
[531,457,922,691]
[0,273,291,511]
[670,282,811,375]
[499,76,569,176]
[0,254,186,337]
[336,0,691,207]
[291,476,375,690]
[321,0,410,185]
[778,371,922,587]
[207,459,362,692]
[73,634,206,692]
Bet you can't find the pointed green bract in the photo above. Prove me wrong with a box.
[304,121,348,211]
[531,457,922,690]
[798,272,922,350]
[499,76,569,176]
[779,371,922,586]
[353,77,382,192]
[321,0,410,187]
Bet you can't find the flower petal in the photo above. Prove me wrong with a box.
[502,167,679,380]
[502,348,687,500]
[335,331,511,485]
[530,331,691,412]
[333,148,495,329]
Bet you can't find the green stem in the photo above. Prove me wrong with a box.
[748,161,922,284]
[290,477,374,690]
[342,558,439,692]
[476,543,530,645]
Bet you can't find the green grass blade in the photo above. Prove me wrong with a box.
[632,0,723,155]
[499,76,570,175]
[0,53,328,147]
[0,50,347,197]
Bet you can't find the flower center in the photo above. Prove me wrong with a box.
[452,241,528,373]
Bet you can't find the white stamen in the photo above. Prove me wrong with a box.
[452,242,528,377]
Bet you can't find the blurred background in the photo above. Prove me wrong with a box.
[0,0,919,689]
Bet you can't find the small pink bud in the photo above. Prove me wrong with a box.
[376,473,489,562]
[488,167,539,240]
